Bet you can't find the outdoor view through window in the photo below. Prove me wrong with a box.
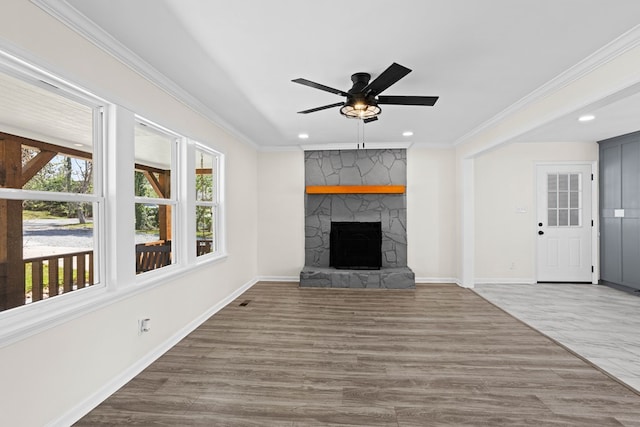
[196,149,216,256]
[134,122,176,274]
[0,69,99,312]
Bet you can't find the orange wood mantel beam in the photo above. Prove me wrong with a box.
[306,185,406,194]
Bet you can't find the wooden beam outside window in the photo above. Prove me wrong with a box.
[20,150,57,187]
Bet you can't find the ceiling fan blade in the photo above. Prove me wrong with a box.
[297,102,344,114]
[362,63,411,96]
[292,78,348,96]
[363,116,378,124]
[377,95,439,106]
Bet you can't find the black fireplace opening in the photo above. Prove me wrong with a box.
[330,222,382,270]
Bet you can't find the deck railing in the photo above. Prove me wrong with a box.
[24,250,94,303]
[136,241,171,273]
[22,240,213,302]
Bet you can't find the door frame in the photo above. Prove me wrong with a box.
[534,161,599,284]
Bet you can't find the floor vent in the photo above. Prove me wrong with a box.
[239,300,251,307]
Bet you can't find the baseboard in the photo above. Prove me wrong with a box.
[454,278,474,288]
[51,277,259,427]
[474,278,536,285]
[256,275,299,282]
[415,277,457,284]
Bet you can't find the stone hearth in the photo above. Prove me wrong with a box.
[300,266,415,289]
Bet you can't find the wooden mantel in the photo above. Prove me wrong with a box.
[306,185,406,194]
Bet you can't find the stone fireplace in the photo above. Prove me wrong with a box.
[300,149,415,288]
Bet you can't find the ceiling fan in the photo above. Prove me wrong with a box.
[292,62,438,123]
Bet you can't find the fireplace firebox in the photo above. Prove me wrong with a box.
[330,222,382,270]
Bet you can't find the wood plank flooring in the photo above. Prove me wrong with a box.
[76,283,640,426]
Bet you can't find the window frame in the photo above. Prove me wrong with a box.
[0,49,108,341]
[192,142,225,262]
[0,46,228,348]
[133,117,181,277]
[193,144,220,259]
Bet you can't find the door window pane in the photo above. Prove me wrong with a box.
[570,209,580,226]
[547,173,582,228]
[559,209,569,226]
[558,174,568,191]
[558,191,568,209]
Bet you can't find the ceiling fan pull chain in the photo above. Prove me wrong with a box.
[362,119,365,149]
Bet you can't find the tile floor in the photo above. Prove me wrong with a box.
[473,283,640,393]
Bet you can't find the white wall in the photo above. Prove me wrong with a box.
[254,147,458,282]
[257,150,305,278]
[474,141,597,283]
[0,2,258,426]
[452,37,640,284]
[407,147,457,281]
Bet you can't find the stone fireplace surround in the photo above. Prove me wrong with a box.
[300,149,415,288]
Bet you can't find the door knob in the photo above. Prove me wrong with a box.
[538,222,543,227]
[538,230,544,235]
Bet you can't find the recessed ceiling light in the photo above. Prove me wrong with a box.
[578,114,595,122]
[402,131,413,137]
[73,143,83,147]
[298,133,309,139]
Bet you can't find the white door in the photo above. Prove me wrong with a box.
[536,164,593,282]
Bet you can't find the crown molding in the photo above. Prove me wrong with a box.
[30,0,259,151]
[408,141,455,150]
[257,141,455,152]
[257,140,445,152]
[300,141,413,151]
[454,24,640,148]
[257,145,304,153]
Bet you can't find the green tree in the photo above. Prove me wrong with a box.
[195,171,213,239]
[134,171,156,230]
[22,150,94,220]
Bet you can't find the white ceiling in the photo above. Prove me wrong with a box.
[58,0,640,148]
[0,70,93,148]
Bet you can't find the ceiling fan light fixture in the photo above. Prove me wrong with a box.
[340,99,381,119]
[293,62,438,122]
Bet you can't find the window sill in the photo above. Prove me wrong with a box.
[196,251,228,266]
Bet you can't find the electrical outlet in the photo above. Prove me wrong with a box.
[139,318,151,334]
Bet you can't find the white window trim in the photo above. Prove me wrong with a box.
[0,50,108,347]
[0,47,229,349]
[133,117,181,276]
[193,142,226,263]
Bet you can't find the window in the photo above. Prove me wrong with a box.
[547,173,582,227]
[134,120,178,274]
[195,148,219,257]
[0,48,227,339]
[0,65,103,313]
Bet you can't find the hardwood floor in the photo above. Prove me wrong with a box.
[76,283,640,426]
